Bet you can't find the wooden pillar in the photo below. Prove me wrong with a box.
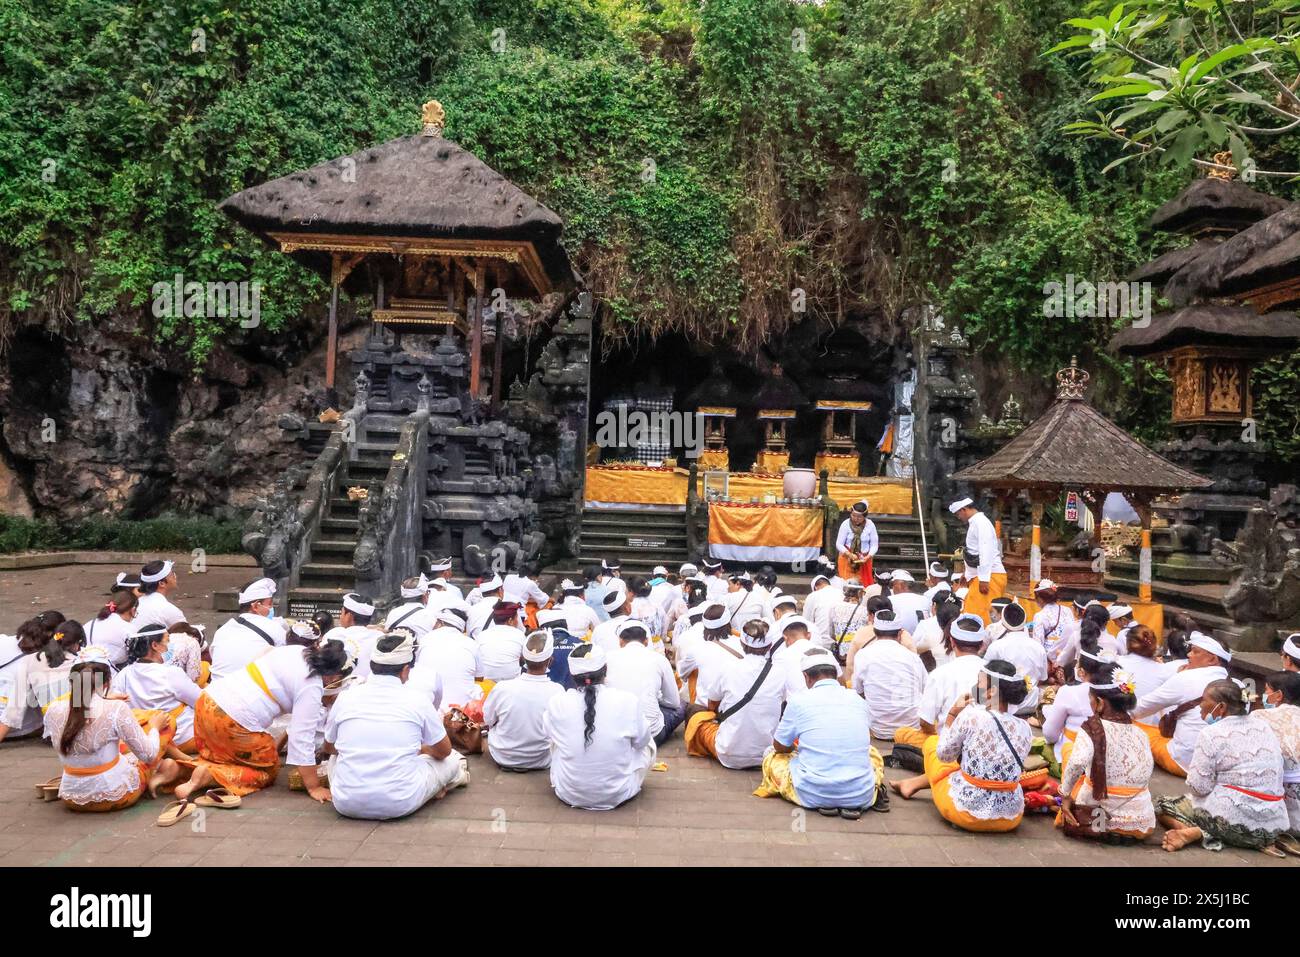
[326,280,340,390]
[468,261,485,397]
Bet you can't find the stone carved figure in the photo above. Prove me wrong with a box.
[1214,506,1300,649]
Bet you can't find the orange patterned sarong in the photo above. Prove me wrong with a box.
[187,693,280,796]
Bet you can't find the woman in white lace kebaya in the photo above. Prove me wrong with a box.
[1252,672,1300,850]
[42,647,185,812]
[892,657,1033,832]
[1056,663,1155,843]
[1156,678,1289,855]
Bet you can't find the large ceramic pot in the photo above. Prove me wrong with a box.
[783,468,817,499]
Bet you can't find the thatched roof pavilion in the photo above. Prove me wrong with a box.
[1109,304,1300,357]
[220,100,578,400]
[952,359,1209,599]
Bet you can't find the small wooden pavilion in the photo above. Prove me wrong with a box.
[220,100,577,404]
[951,359,1212,602]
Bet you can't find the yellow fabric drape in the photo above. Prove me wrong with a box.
[707,503,823,548]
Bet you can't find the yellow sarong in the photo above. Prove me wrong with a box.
[754,746,884,806]
[962,573,1008,624]
[1137,721,1186,777]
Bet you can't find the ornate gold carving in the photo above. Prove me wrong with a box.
[421,100,446,137]
[1055,355,1090,400]
[1208,360,1243,414]
[1171,354,1204,421]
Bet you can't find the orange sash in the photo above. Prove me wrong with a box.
[1225,784,1284,802]
[63,754,120,776]
[1070,776,1144,800]
[958,772,1019,792]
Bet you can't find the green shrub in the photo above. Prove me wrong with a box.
[0,515,243,554]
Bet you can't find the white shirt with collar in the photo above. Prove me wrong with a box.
[696,651,786,769]
[206,645,324,767]
[918,654,984,728]
[414,626,481,711]
[503,574,549,607]
[135,591,186,630]
[590,614,629,655]
[210,613,287,680]
[888,590,930,636]
[852,637,926,738]
[962,512,1005,581]
[802,584,843,645]
[560,596,600,638]
[384,601,438,637]
[1133,664,1229,771]
[604,641,680,736]
[483,672,565,769]
[542,684,655,810]
[112,661,203,744]
[466,596,500,637]
[85,614,133,668]
[476,624,525,682]
[778,636,841,702]
[324,674,450,820]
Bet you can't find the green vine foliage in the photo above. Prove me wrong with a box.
[0,0,1291,466]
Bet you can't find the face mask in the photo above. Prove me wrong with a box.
[1264,695,1279,710]
[162,648,174,664]
[1204,708,1224,725]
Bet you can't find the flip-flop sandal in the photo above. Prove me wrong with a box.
[838,808,863,820]
[35,777,61,802]
[1274,834,1300,857]
[1260,844,1288,859]
[193,788,242,809]
[156,800,195,827]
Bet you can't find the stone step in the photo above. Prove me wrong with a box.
[319,517,360,534]
[327,497,362,515]
[309,539,356,556]
[299,561,354,581]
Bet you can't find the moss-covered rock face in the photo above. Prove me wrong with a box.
[0,0,1296,518]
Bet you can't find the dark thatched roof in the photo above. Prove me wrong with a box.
[1108,304,1300,357]
[1149,177,1289,236]
[1126,238,1219,285]
[751,371,809,410]
[220,132,575,291]
[951,396,1211,494]
[1165,203,1300,306]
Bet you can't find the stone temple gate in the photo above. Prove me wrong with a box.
[224,101,587,616]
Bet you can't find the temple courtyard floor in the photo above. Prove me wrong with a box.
[0,556,1293,867]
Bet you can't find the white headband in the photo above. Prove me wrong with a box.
[74,645,113,667]
[479,575,504,592]
[615,618,648,639]
[1283,634,1299,659]
[522,630,555,663]
[400,575,429,599]
[436,608,466,631]
[982,662,1032,685]
[948,497,973,513]
[1078,647,1114,665]
[343,594,375,617]
[141,560,174,583]
[800,648,839,673]
[567,645,606,676]
[370,632,417,667]
[601,584,628,610]
[701,605,730,629]
[872,612,903,634]
[1189,631,1231,662]
[429,558,452,572]
[928,562,949,580]
[951,614,987,644]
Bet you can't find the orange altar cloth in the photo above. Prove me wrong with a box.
[583,466,913,514]
[708,502,824,561]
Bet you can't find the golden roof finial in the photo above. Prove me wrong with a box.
[421,100,446,137]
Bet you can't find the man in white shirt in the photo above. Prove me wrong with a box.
[476,601,526,682]
[483,630,564,769]
[675,603,742,704]
[688,619,786,769]
[412,607,481,711]
[322,593,385,679]
[774,615,840,702]
[209,578,287,679]
[887,569,931,636]
[559,579,600,638]
[1132,631,1231,776]
[427,557,463,601]
[466,575,507,637]
[922,562,952,605]
[648,566,678,613]
[802,574,842,648]
[1108,602,1137,652]
[604,619,682,745]
[504,564,549,609]
[724,573,766,632]
[383,575,439,637]
[911,613,987,736]
[591,582,631,653]
[983,602,1048,715]
[135,559,187,630]
[324,632,468,820]
[852,609,926,740]
[950,497,1006,624]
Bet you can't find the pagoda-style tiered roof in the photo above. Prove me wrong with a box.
[1109,304,1300,357]
[1149,176,1289,236]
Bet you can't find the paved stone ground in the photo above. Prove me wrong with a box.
[1,557,1295,867]
[7,731,1298,867]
